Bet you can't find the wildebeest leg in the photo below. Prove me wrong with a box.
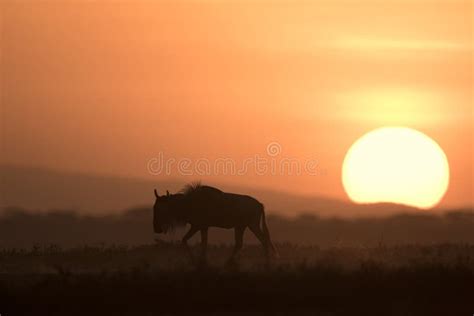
[248,224,270,260]
[182,225,199,245]
[182,225,199,259]
[228,227,245,263]
[200,227,208,262]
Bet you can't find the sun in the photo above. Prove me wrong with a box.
[342,127,449,209]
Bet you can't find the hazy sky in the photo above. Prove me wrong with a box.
[1,0,472,209]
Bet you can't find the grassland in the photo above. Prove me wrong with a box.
[0,242,473,315]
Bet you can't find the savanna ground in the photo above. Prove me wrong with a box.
[1,242,473,315]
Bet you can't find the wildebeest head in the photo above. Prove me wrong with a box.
[153,189,179,234]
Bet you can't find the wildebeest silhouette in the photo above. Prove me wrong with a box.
[153,183,278,263]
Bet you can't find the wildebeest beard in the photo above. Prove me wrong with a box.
[155,194,187,233]
[160,216,186,233]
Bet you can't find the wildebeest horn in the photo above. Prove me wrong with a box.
[154,189,159,198]
[166,190,170,196]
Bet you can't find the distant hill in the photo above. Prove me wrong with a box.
[1,164,424,217]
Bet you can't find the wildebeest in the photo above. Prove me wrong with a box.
[153,183,278,262]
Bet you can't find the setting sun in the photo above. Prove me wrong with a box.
[342,127,450,209]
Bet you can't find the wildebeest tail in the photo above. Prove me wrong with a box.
[260,204,279,258]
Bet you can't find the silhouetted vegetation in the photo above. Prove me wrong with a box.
[0,242,473,315]
[0,207,473,248]
[1,208,473,315]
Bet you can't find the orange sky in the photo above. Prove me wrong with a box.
[1,0,472,209]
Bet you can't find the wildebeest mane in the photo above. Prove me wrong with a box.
[179,181,203,195]
[179,182,223,196]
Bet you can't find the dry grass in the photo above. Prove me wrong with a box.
[0,242,473,315]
